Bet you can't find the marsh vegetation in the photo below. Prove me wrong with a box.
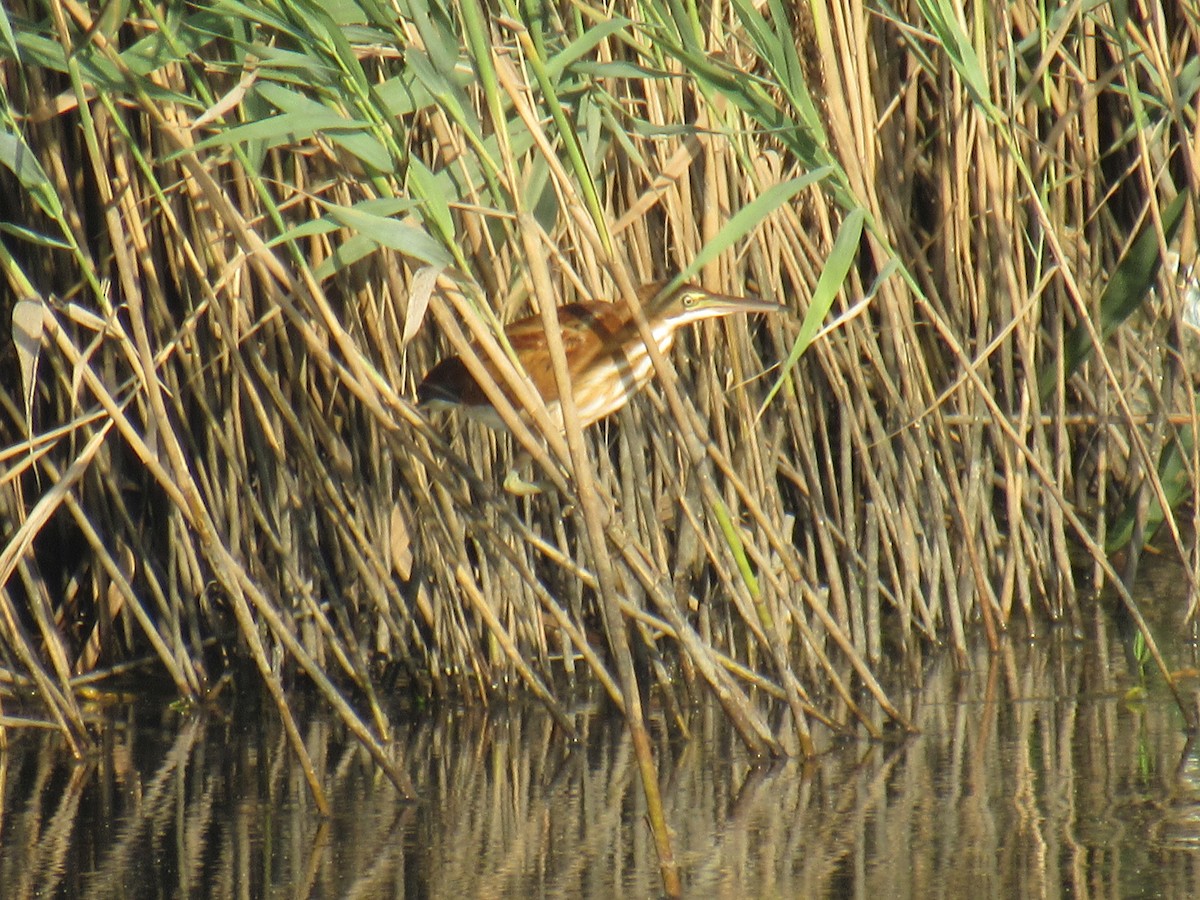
[1,0,1198,891]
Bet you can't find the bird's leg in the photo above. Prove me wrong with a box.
[502,448,547,496]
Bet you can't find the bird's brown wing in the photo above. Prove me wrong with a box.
[418,301,627,409]
[498,301,626,402]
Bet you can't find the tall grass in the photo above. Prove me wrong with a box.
[0,0,1197,887]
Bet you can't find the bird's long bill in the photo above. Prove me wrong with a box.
[702,293,787,315]
[675,288,789,326]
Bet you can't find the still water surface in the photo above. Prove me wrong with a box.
[4,580,1200,898]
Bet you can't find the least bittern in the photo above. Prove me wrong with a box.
[417,280,785,434]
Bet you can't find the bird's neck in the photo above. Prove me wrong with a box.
[650,320,678,355]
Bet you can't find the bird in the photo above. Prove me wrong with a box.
[417,280,786,435]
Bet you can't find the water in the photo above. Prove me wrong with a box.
[4,586,1200,898]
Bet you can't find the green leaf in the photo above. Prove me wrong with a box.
[1044,190,1189,399]
[119,11,225,76]
[13,32,66,72]
[407,157,455,246]
[268,197,421,247]
[191,78,394,172]
[0,2,21,63]
[0,130,52,194]
[1105,425,1194,554]
[314,232,378,280]
[670,169,832,289]
[911,0,993,112]
[652,35,823,172]
[404,0,459,78]
[0,222,72,250]
[544,17,633,81]
[759,207,867,413]
[374,72,441,118]
[317,200,452,271]
[255,82,331,114]
[570,60,668,80]
[193,109,361,150]
[268,218,342,246]
[405,49,477,136]
[324,128,393,173]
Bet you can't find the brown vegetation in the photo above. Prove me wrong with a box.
[0,1,1197,883]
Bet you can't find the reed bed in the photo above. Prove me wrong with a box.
[0,0,1197,885]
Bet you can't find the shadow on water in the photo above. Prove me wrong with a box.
[5,566,1200,898]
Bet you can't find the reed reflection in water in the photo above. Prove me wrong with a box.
[3,611,1200,898]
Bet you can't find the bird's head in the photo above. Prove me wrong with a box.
[643,281,787,329]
